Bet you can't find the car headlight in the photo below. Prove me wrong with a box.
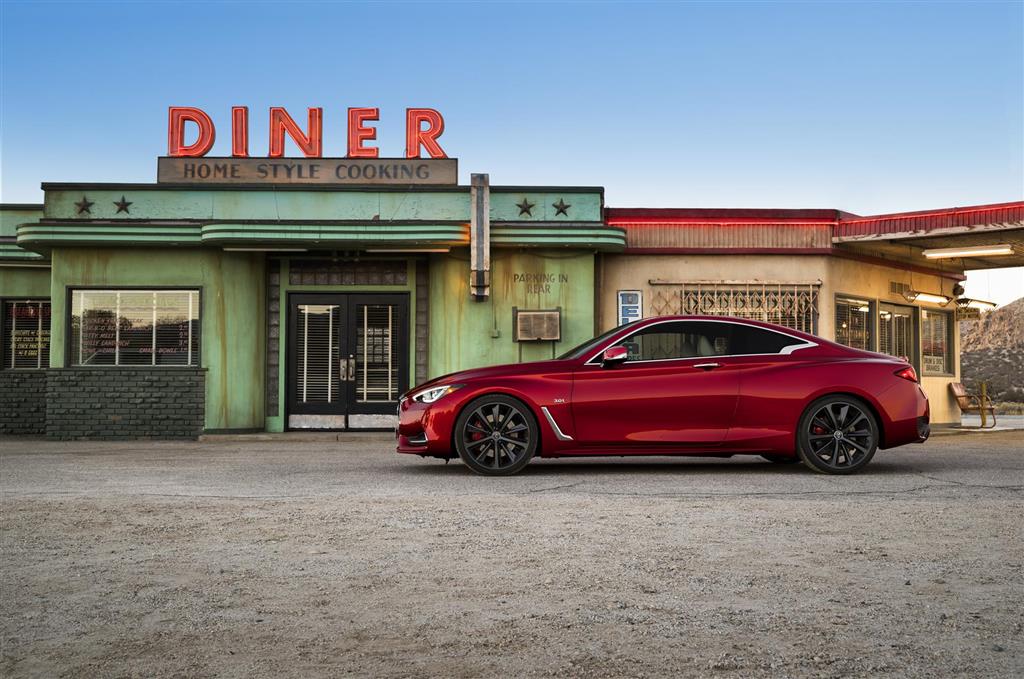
[411,384,463,404]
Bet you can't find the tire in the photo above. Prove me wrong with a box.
[796,395,879,475]
[761,454,799,464]
[454,395,538,476]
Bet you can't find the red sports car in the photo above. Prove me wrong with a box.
[397,316,930,475]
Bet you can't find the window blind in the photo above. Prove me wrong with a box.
[2,300,51,369]
[70,290,200,367]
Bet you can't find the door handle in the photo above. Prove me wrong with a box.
[693,362,721,370]
[346,356,356,381]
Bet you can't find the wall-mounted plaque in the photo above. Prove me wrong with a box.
[157,157,458,185]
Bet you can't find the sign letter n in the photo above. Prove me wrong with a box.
[269,107,323,158]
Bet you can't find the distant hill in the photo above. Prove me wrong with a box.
[959,296,1024,404]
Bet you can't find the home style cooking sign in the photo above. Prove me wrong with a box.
[157,106,457,185]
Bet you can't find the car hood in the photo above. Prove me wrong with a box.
[405,358,575,396]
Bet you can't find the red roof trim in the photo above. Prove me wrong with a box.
[607,218,834,226]
[606,207,841,223]
[606,201,1023,237]
[838,200,1024,224]
[624,247,833,255]
[834,201,1024,239]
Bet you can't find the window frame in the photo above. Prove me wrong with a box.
[1,297,52,370]
[876,301,920,372]
[64,286,203,368]
[920,307,954,377]
[833,293,875,352]
[583,318,818,366]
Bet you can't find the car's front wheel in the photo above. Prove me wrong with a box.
[454,395,538,475]
[796,395,879,474]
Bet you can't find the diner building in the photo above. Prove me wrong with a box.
[1,162,1021,438]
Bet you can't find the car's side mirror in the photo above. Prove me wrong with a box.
[601,345,628,367]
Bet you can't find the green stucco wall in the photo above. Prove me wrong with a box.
[0,266,51,297]
[428,249,595,377]
[48,247,266,431]
[1,206,46,261]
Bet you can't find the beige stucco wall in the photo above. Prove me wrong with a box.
[599,253,962,425]
[823,257,960,425]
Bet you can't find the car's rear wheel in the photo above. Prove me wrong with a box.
[797,395,879,474]
[454,395,538,475]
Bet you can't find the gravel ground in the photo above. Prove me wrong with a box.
[1,431,1022,678]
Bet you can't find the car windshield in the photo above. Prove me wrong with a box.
[556,322,636,360]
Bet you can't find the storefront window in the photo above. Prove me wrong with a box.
[878,303,915,363]
[921,309,952,374]
[70,290,200,366]
[834,296,871,350]
[2,300,51,369]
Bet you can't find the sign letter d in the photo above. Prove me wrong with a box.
[168,107,216,157]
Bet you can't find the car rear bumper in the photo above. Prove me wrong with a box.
[880,383,930,448]
[916,415,930,442]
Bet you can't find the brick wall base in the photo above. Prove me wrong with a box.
[0,370,47,435]
[44,368,206,440]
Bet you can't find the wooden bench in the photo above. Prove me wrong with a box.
[949,382,997,428]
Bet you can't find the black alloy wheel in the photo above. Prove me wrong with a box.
[796,395,879,474]
[454,395,538,475]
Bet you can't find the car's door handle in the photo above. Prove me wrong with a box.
[693,362,721,370]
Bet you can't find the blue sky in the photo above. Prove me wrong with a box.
[1,0,1021,301]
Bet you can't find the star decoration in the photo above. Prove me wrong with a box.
[113,196,132,214]
[516,198,535,217]
[552,199,571,216]
[75,196,94,215]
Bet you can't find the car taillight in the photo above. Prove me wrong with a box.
[895,366,918,383]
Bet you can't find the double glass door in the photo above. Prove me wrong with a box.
[287,293,408,429]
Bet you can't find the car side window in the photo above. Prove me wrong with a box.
[614,321,732,361]
[727,324,807,355]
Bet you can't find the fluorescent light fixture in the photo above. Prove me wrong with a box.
[365,248,451,253]
[956,298,998,310]
[922,244,1013,259]
[223,247,308,252]
[903,290,951,305]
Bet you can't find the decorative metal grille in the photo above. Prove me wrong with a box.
[651,283,819,334]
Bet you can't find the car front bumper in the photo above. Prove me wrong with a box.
[395,395,460,457]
